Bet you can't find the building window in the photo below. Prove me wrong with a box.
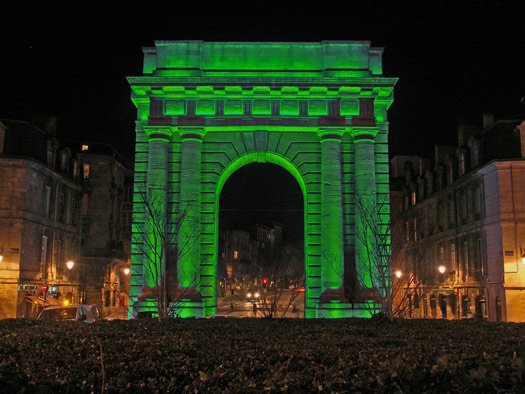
[411,191,416,206]
[58,191,66,223]
[44,185,51,217]
[413,218,418,242]
[459,152,466,176]
[463,241,469,281]
[477,238,484,278]
[461,193,467,220]
[450,243,456,274]
[83,164,90,179]
[81,144,89,151]
[72,195,79,225]
[437,202,443,231]
[41,235,48,280]
[474,187,481,216]
[448,198,455,227]
[233,250,238,260]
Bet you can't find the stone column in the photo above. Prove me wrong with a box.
[177,127,205,291]
[352,127,379,291]
[318,128,345,292]
[144,127,171,289]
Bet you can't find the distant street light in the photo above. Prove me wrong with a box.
[123,267,130,275]
[395,270,402,279]
[66,260,75,270]
[438,265,446,274]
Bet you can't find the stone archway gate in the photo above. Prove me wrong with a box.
[128,41,396,318]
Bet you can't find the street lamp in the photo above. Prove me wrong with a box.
[395,270,403,279]
[438,265,446,274]
[66,260,75,270]
[123,267,130,275]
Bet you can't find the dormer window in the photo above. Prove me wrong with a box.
[46,141,54,167]
[458,151,466,176]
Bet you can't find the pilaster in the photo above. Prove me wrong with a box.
[177,127,205,294]
[351,127,380,293]
[143,127,172,289]
[318,128,345,293]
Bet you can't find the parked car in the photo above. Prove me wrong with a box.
[37,304,99,323]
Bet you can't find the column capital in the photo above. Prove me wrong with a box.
[144,126,173,142]
[317,127,345,142]
[178,127,206,142]
[350,126,379,142]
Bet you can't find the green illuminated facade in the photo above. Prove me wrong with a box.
[128,41,396,318]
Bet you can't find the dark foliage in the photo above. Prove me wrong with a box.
[1,318,525,392]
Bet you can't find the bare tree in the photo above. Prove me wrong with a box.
[349,192,426,319]
[255,242,304,318]
[132,189,197,320]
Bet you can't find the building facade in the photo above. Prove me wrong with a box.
[0,118,83,318]
[392,116,525,321]
[75,142,132,317]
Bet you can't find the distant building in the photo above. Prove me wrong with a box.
[392,114,525,322]
[72,141,133,317]
[218,221,283,285]
[0,118,82,318]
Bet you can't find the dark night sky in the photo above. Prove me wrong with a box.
[1,2,523,238]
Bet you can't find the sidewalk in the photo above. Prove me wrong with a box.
[105,306,128,320]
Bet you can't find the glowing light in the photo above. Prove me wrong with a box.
[395,270,402,279]
[123,267,130,275]
[438,265,446,274]
[63,300,70,306]
[66,260,75,270]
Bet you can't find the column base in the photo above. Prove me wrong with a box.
[174,287,203,318]
[317,301,377,318]
[317,287,380,318]
[130,288,205,319]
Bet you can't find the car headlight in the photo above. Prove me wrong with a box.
[246,292,252,298]
[254,292,260,298]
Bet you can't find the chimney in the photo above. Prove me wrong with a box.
[404,161,414,186]
[32,114,57,137]
[483,112,494,130]
[518,120,525,158]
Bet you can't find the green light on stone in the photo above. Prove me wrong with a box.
[129,41,397,319]
[252,100,272,115]
[308,100,328,116]
[165,100,186,116]
[224,99,243,115]
[280,100,299,116]
[340,99,360,116]
[196,100,216,115]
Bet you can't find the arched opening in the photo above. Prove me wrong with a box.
[217,162,304,317]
